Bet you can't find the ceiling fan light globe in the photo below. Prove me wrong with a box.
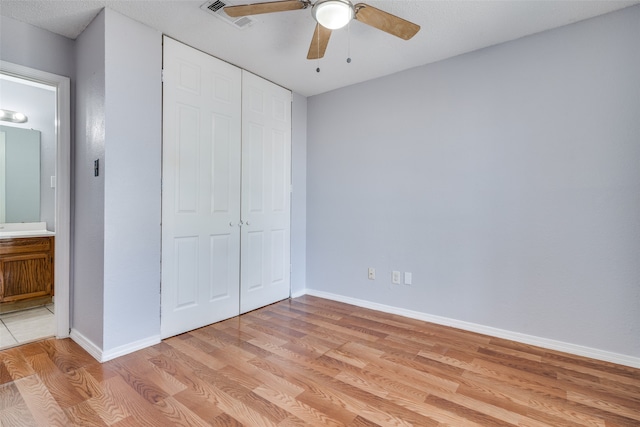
[312,0,353,30]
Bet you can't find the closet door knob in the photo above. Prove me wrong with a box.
[245,221,250,226]
[229,222,234,227]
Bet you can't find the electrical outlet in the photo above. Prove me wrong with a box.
[368,267,375,280]
[404,272,412,285]
[392,271,401,284]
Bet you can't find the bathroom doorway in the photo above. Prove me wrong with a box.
[0,61,70,350]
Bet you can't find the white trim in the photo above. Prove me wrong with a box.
[304,289,640,369]
[0,73,56,91]
[290,289,306,299]
[101,335,162,362]
[71,328,161,363]
[0,131,5,223]
[0,61,71,341]
[54,74,71,340]
[70,329,103,362]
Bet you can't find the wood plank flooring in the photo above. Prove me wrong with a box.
[1,295,639,426]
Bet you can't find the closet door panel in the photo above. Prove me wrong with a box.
[246,122,265,213]
[240,71,291,314]
[246,230,265,290]
[161,37,242,338]
[209,234,234,300]
[174,105,199,212]
[174,236,199,308]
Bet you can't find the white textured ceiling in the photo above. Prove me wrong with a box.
[1,0,638,96]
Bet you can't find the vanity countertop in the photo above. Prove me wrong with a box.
[0,222,55,239]
[0,230,56,239]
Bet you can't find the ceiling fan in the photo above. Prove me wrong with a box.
[224,0,421,60]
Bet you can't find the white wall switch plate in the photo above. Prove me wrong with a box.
[392,271,401,284]
[368,267,375,280]
[404,272,412,285]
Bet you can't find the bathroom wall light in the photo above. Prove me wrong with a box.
[0,109,28,123]
[312,0,354,30]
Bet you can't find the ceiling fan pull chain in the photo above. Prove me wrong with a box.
[316,24,321,72]
[347,20,352,63]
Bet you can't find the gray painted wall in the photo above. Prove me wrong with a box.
[74,8,163,355]
[102,9,162,352]
[0,16,75,80]
[307,5,640,358]
[74,10,106,348]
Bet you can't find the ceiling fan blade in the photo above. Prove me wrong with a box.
[307,24,332,60]
[354,3,420,40]
[224,0,306,17]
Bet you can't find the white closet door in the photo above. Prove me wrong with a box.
[240,71,291,313]
[161,37,242,338]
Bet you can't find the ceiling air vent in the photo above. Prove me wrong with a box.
[200,0,256,30]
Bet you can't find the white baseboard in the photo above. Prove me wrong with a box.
[101,335,161,362]
[304,289,640,369]
[290,289,307,299]
[71,329,161,363]
[70,329,102,362]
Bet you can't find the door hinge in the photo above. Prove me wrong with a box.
[161,69,164,83]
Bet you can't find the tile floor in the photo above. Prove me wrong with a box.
[0,304,55,351]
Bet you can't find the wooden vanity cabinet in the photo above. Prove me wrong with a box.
[0,237,54,305]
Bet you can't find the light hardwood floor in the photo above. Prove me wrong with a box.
[0,295,638,426]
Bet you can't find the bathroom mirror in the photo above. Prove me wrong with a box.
[0,125,42,223]
[0,72,56,229]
